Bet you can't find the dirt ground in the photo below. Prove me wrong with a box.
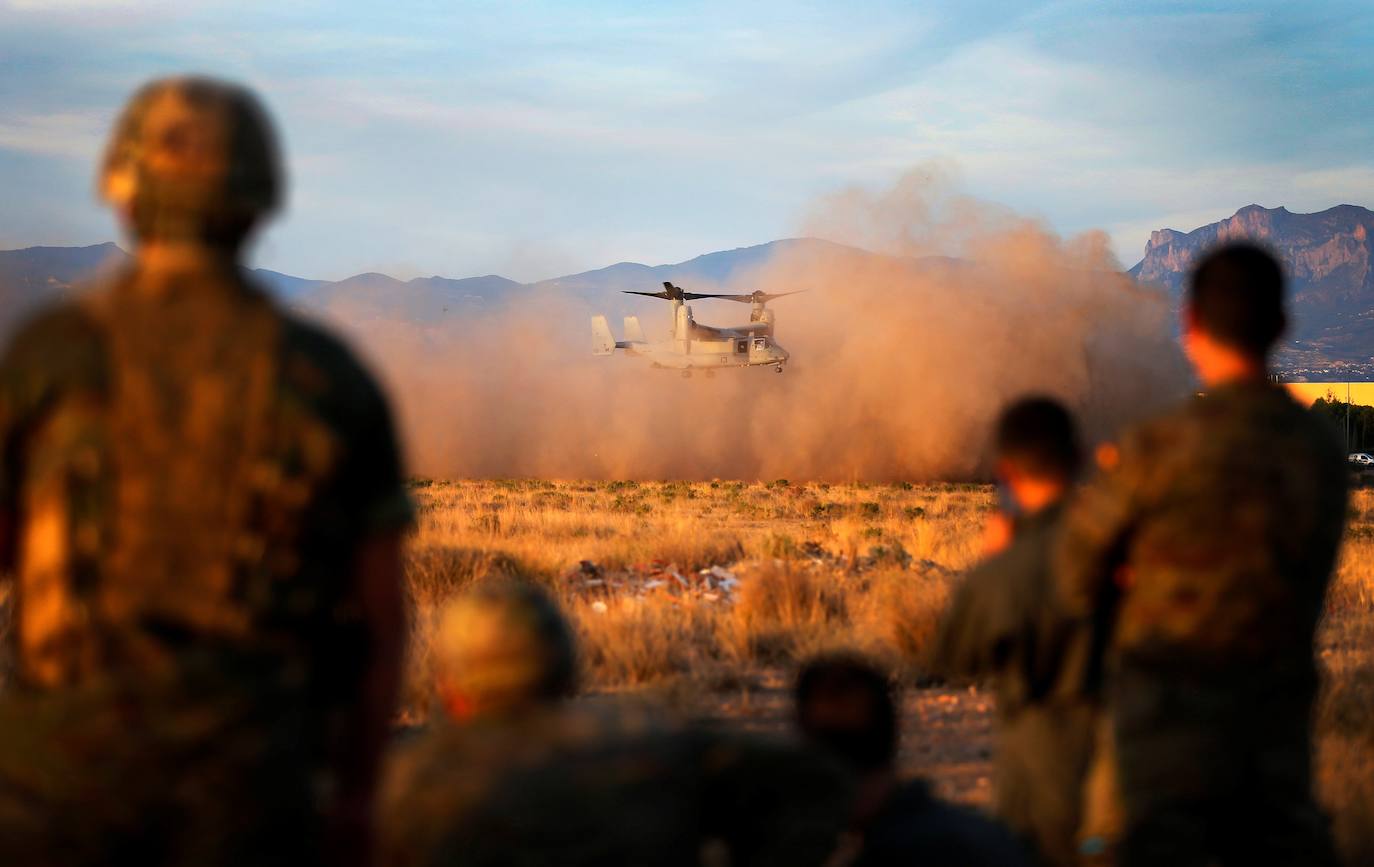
[688,674,998,805]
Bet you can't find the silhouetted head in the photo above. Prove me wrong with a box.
[794,653,898,775]
[994,396,1082,484]
[100,76,283,252]
[433,580,577,721]
[1184,243,1286,382]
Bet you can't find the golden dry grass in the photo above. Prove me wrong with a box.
[400,479,985,703]
[404,479,1374,862]
[1317,491,1374,864]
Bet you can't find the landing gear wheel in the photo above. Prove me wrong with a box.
[681,370,692,379]
[775,365,784,373]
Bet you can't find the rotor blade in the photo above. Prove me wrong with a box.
[755,289,808,302]
[627,283,810,303]
[692,289,810,303]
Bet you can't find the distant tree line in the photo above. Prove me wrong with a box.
[1312,396,1374,454]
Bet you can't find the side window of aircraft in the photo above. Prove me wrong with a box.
[753,337,766,351]
[736,339,748,354]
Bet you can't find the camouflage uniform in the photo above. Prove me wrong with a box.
[378,704,854,867]
[0,78,411,865]
[1055,381,1347,867]
[935,503,1099,866]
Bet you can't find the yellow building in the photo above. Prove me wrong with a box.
[1286,382,1374,409]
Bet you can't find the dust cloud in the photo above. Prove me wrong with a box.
[320,169,1190,481]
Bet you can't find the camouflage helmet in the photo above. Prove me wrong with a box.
[433,581,576,718]
[99,76,282,246]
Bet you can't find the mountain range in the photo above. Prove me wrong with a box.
[4,205,1373,377]
[1131,204,1374,376]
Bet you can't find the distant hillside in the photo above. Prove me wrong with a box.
[533,237,857,298]
[0,242,127,337]
[11,221,1368,378]
[1130,204,1374,376]
[302,272,525,323]
[0,243,326,320]
[253,268,328,299]
[0,237,861,330]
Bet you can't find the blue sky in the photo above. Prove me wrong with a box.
[2,0,1372,282]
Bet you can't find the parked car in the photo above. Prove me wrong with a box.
[1348,453,1374,466]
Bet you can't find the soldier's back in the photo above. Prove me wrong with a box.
[1060,381,1347,867]
[1100,381,1346,673]
[0,265,409,863]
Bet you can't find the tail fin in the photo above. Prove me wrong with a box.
[591,315,616,356]
[623,315,646,344]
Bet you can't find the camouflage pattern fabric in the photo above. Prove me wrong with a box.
[378,703,854,867]
[1055,381,1347,867]
[0,657,317,866]
[0,265,411,864]
[1108,664,1338,867]
[935,503,1100,866]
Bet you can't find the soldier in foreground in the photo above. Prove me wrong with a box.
[379,581,854,867]
[793,652,1028,867]
[1056,243,1347,867]
[0,78,411,865]
[933,398,1103,866]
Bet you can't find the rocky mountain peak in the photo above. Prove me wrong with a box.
[1130,204,1374,376]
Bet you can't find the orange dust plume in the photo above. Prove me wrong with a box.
[313,168,1190,481]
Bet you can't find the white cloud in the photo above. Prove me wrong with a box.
[6,0,144,8]
[1,0,211,20]
[0,111,107,160]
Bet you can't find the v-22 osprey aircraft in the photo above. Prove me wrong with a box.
[591,282,802,377]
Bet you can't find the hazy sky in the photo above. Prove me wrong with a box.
[2,0,1372,282]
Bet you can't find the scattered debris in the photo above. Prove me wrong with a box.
[560,547,956,604]
[562,558,743,603]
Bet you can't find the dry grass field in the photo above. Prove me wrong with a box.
[404,479,1374,863]
[402,479,986,699]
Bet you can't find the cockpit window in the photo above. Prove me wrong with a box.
[753,337,767,351]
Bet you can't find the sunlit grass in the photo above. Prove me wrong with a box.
[402,479,1374,861]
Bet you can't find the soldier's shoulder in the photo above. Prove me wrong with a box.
[1110,400,1200,465]
[273,311,392,420]
[1158,388,1229,430]
[3,301,104,365]
[963,526,1045,598]
[1,300,108,395]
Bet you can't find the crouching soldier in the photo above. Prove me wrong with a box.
[794,652,1027,867]
[378,581,854,867]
